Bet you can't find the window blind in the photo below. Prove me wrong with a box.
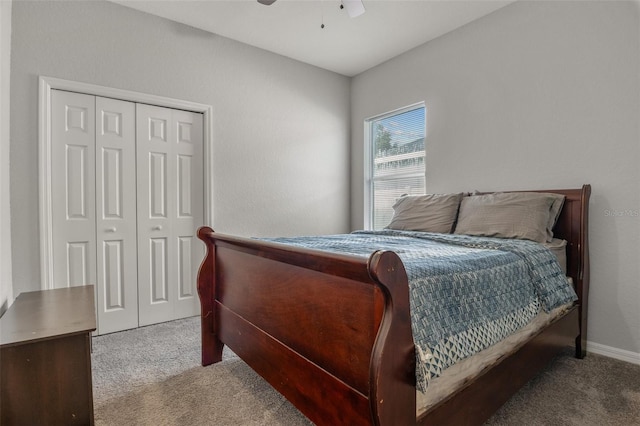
[367,105,426,230]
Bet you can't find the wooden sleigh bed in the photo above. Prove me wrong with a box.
[196,185,591,425]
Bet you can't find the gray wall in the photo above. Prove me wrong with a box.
[351,1,640,355]
[1,0,13,314]
[10,0,351,296]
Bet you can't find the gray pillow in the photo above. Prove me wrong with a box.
[454,192,561,243]
[386,193,463,233]
[546,194,566,241]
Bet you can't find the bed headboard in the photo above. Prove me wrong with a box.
[542,185,591,286]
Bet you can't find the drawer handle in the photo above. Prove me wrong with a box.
[153,225,163,231]
[106,227,116,233]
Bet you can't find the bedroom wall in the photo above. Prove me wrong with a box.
[0,0,13,315]
[10,0,350,296]
[351,1,640,358]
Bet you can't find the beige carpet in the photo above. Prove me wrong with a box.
[92,316,640,425]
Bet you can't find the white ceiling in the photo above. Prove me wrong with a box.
[112,0,516,77]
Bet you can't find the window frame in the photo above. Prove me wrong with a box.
[364,102,426,230]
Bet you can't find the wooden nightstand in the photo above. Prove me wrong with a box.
[1,286,97,425]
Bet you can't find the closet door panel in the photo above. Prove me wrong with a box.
[137,104,175,326]
[96,97,138,334]
[173,109,203,319]
[51,90,96,289]
[137,104,203,326]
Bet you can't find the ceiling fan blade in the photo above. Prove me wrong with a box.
[257,0,277,5]
[342,0,365,18]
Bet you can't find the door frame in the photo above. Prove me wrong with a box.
[38,75,214,290]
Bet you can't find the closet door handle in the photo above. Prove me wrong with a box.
[153,225,163,231]
[106,227,117,233]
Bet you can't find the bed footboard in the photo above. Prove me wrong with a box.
[196,227,416,425]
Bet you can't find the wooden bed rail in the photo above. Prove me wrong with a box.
[196,227,416,425]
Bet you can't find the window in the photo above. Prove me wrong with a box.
[365,104,426,230]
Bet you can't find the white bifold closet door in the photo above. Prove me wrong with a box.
[51,90,203,334]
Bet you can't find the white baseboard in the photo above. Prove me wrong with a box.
[587,341,640,365]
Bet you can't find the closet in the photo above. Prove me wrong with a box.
[50,89,203,334]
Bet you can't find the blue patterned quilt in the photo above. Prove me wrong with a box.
[262,230,577,392]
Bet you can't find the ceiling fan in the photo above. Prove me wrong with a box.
[257,0,366,18]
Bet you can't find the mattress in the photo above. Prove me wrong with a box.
[416,298,573,415]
